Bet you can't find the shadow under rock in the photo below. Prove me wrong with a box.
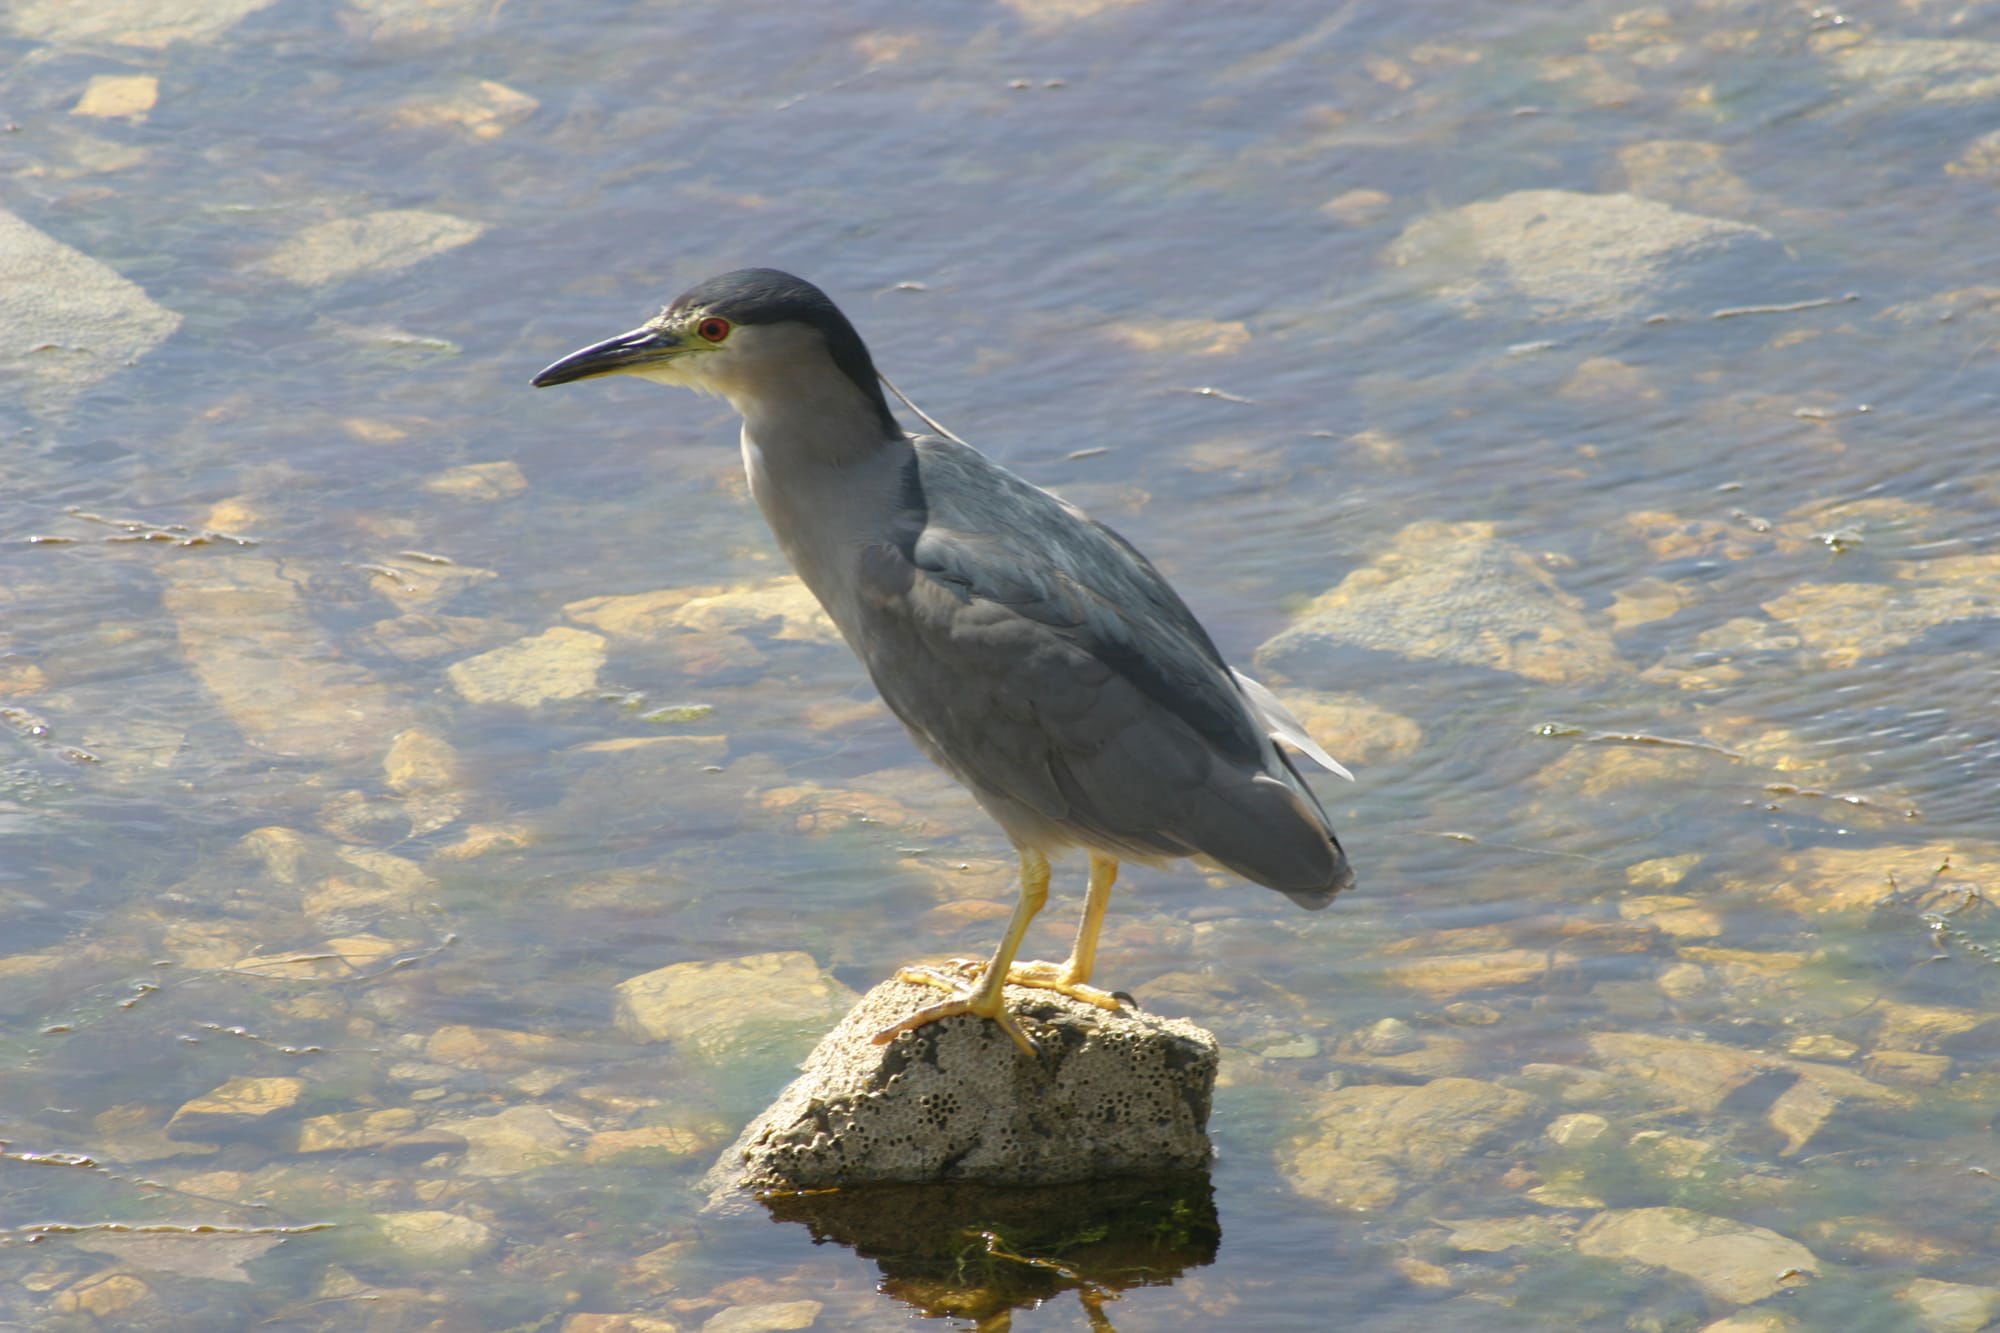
[760,1172,1220,1328]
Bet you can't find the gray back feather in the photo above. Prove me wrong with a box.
[851,438,1352,906]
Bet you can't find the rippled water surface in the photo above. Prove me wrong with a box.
[4,1,2000,1328]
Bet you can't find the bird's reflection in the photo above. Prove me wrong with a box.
[760,1173,1219,1330]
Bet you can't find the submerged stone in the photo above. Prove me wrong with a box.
[1875,1001,1995,1052]
[342,0,491,43]
[1586,1031,1793,1113]
[421,460,527,500]
[1787,1034,1860,1063]
[363,554,497,614]
[669,577,840,644]
[1862,1050,1951,1087]
[159,557,415,760]
[447,626,607,707]
[296,1107,419,1153]
[583,1121,722,1166]
[615,952,858,1062]
[1617,139,1765,219]
[70,74,157,119]
[1825,37,2000,105]
[1898,1277,2000,1333]
[1762,579,2000,670]
[1618,894,1723,939]
[563,1315,682,1333]
[362,611,511,661]
[1626,1129,1720,1181]
[389,78,539,139]
[565,577,837,646]
[1103,317,1249,358]
[369,1209,497,1268]
[707,977,1217,1191]
[700,1302,822,1333]
[1436,1213,1574,1254]
[1279,1076,1541,1213]
[304,846,433,927]
[425,1023,573,1071]
[260,209,485,287]
[51,1272,155,1319]
[755,781,929,837]
[1589,1030,1906,1155]
[1256,520,1625,685]
[384,725,465,835]
[1383,188,1778,322]
[1576,1206,1817,1304]
[1544,1111,1612,1149]
[429,1105,577,1176]
[1375,945,1575,998]
[1699,1310,1802,1333]
[166,1075,305,1139]
[1739,839,2000,917]
[1,206,183,413]
[8,0,276,46]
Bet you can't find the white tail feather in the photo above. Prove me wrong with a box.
[1231,669,1355,781]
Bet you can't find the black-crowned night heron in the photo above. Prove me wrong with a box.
[533,269,1354,1056]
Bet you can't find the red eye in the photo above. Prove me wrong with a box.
[697,316,731,343]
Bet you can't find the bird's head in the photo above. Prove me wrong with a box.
[531,267,899,437]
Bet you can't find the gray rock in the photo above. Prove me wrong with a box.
[1256,520,1626,686]
[1,206,182,415]
[706,977,1217,1192]
[1383,188,1778,322]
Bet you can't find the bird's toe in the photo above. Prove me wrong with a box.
[1000,960,1123,1011]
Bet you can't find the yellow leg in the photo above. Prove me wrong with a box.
[874,847,1050,1056]
[1064,854,1118,986]
[988,854,1123,1011]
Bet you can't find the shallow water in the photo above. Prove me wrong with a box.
[4,1,2000,1328]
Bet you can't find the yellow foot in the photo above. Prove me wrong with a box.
[892,958,1122,1011]
[873,984,1039,1058]
[999,960,1124,1011]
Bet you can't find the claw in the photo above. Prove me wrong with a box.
[872,992,1040,1056]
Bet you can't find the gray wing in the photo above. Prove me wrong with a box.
[849,439,1351,905]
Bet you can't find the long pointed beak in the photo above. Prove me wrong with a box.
[531,326,683,387]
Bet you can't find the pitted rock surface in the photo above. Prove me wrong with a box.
[706,976,1218,1192]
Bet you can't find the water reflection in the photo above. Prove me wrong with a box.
[761,1175,1219,1329]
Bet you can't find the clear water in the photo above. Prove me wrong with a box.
[4,1,1999,1328]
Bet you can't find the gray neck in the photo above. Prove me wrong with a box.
[733,380,913,633]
